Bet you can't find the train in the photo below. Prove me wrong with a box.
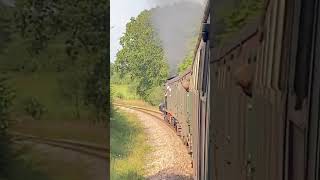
[160,0,320,180]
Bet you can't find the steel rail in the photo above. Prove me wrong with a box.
[10,132,108,160]
[114,103,191,153]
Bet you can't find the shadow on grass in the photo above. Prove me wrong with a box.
[110,109,142,158]
[2,158,50,180]
[111,170,144,180]
[110,108,148,180]
[146,169,193,180]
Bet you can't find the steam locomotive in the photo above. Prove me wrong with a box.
[161,0,320,180]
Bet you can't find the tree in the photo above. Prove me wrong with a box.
[178,36,198,74]
[85,57,109,123]
[216,0,264,43]
[114,10,169,99]
[0,4,13,54]
[0,75,15,178]
[13,0,110,122]
[58,71,83,119]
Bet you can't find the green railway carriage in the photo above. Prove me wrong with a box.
[161,0,320,179]
[164,70,193,149]
[162,3,210,178]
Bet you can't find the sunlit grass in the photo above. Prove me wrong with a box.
[7,72,92,122]
[110,109,149,180]
[6,72,107,145]
[111,84,140,100]
[114,99,158,112]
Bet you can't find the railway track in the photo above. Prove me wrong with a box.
[113,103,188,150]
[113,103,175,131]
[114,102,194,177]
[10,132,108,160]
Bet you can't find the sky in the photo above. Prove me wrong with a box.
[110,0,206,63]
[110,0,154,62]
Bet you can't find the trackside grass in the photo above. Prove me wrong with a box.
[110,109,149,180]
[111,84,140,100]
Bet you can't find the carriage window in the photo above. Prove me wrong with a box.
[197,48,203,91]
[202,45,209,94]
[196,50,201,90]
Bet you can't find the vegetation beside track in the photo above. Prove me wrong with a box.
[111,84,140,100]
[110,109,149,180]
[112,9,168,107]
[178,36,198,74]
[0,0,109,178]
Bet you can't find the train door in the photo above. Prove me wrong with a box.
[307,3,320,179]
[284,0,320,179]
[198,23,210,180]
[192,40,201,179]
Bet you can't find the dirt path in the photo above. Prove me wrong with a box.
[119,107,193,180]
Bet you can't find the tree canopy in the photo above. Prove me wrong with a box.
[178,36,198,74]
[216,0,264,43]
[114,10,169,98]
[11,0,109,122]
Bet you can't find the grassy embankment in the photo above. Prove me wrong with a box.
[110,83,150,179]
[111,83,159,111]
[7,72,108,145]
[110,109,149,180]
[0,72,108,180]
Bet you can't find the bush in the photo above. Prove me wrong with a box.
[0,76,15,178]
[145,86,164,106]
[116,92,124,99]
[22,97,47,120]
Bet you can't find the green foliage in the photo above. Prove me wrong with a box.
[14,0,108,57]
[114,10,169,100]
[145,86,164,106]
[0,1,109,179]
[178,37,198,74]
[84,58,109,123]
[111,72,132,85]
[0,76,15,133]
[111,84,139,100]
[58,71,84,119]
[22,97,46,120]
[216,0,264,43]
[13,0,110,123]
[178,56,193,74]
[0,75,15,178]
[0,4,13,54]
[9,72,81,121]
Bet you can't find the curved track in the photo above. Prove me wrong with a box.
[10,132,108,160]
[114,103,193,179]
[113,103,191,154]
[113,103,178,135]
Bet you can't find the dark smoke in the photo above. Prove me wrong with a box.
[150,1,206,75]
